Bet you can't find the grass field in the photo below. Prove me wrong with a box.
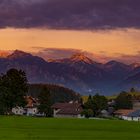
[0,116,140,140]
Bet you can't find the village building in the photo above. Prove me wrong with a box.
[114,109,135,121]
[114,109,140,121]
[51,102,83,118]
[25,96,38,116]
[12,96,39,116]
[12,107,25,115]
[127,109,140,121]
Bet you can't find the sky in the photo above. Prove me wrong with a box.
[0,0,140,63]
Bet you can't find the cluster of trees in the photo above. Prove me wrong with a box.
[82,89,136,118]
[82,94,108,118]
[115,91,133,109]
[28,84,80,104]
[0,68,81,116]
[0,68,53,116]
[0,69,28,114]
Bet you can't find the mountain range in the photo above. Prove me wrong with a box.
[0,50,140,95]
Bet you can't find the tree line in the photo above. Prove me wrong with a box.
[82,94,108,118]
[82,89,136,118]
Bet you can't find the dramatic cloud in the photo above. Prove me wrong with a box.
[34,48,111,62]
[0,0,140,29]
[30,48,140,64]
[35,48,84,60]
[2,48,140,64]
[113,52,140,64]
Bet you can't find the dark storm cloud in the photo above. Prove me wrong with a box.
[0,0,140,29]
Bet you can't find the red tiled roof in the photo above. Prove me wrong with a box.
[114,109,135,116]
[25,96,37,108]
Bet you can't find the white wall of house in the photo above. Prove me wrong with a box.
[132,117,139,121]
[121,116,140,121]
[78,114,85,118]
[53,109,61,117]
[121,116,132,121]
[12,107,24,115]
[26,107,38,116]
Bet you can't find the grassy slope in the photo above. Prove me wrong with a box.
[0,117,140,140]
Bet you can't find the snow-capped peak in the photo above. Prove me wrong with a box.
[70,53,94,64]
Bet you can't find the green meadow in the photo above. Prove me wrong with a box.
[0,116,140,140]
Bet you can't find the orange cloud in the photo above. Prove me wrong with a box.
[0,28,140,63]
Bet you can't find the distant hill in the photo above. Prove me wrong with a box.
[0,50,140,95]
[28,84,80,104]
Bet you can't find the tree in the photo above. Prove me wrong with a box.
[92,94,108,116]
[0,69,28,114]
[115,91,133,109]
[38,87,53,117]
[84,95,94,109]
[83,94,108,117]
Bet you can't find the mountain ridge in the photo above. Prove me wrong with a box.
[0,50,140,95]
[1,50,140,68]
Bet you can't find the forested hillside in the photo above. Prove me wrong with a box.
[28,84,80,104]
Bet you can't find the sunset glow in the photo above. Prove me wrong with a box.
[0,28,140,63]
[0,0,140,64]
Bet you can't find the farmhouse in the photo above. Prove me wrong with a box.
[114,109,134,121]
[12,96,38,116]
[127,109,140,121]
[114,109,140,121]
[12,106,25,115]
[52,102,83,118]
[25,96,38,116]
